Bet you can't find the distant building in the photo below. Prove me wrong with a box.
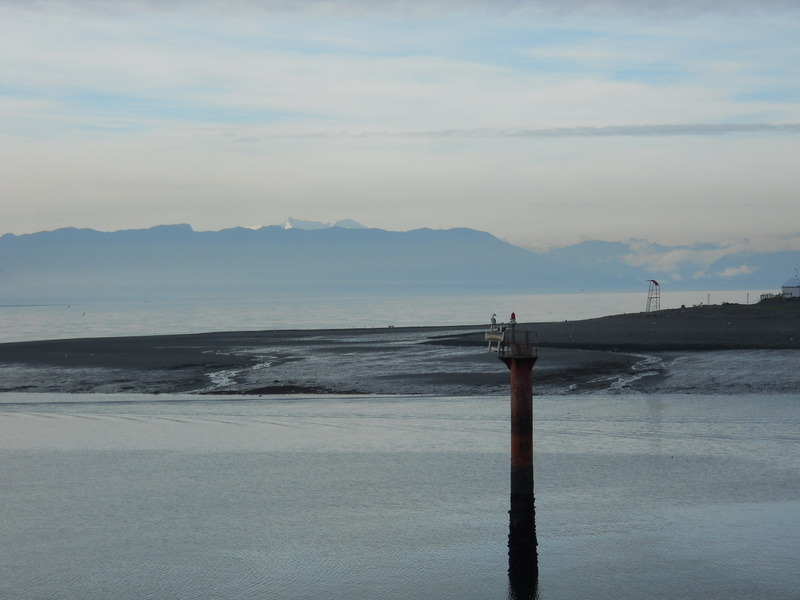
[782,277,800,298]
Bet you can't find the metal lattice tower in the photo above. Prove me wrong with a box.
[646,280,660,312]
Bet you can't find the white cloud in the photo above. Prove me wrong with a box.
[717,265,756,277]
[622,246,730,274]
[4,1,799,17]
[619,234,800,278]
[282,123,800,139]
[3,1,798,133]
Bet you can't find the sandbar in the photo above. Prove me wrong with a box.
[0,300,797,394]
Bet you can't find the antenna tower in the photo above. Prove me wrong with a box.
[646,280,660,312]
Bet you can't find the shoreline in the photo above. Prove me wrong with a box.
[1,301,797,395]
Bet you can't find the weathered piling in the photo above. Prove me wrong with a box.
[497,322,538,583]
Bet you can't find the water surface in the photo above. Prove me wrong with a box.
[0,289,761,342]
[1,393,797,599]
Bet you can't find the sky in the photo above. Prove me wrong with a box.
[2,0,800,251]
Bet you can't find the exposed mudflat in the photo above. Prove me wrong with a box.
[0,300,797,395]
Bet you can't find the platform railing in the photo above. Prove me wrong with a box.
[499,327,537,359]
[486,324,538,358]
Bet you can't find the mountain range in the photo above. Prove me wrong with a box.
[1,220,797,304]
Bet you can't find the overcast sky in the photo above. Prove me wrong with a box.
[2,0,799,249]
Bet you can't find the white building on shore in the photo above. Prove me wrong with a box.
[782,277,800,298]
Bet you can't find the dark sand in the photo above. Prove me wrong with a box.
[528,299,800,351]
[1,300,798,394]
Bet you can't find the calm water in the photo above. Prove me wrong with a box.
[1,392,797,599]
[0,289,762,342]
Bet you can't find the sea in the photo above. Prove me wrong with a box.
[0,289,765,343]
[1,291,798,599]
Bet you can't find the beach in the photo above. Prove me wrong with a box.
[1,301,798,395]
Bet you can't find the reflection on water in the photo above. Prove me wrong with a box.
[508,567,539,600]
[508,493,539,600]
[1,393,798,599]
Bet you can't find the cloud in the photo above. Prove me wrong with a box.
[4,0,799,17]
[294,123,800,139]
[622,246,731,275]
[3,1,798,135]
[620,234,800,278]
[717,265,756,277]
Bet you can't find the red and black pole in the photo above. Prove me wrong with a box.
[499,318,538,592]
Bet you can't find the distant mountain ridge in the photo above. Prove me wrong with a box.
[1,224,796,304]
[0,224,638,304]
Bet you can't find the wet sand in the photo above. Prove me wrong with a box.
[527,300,800,351]
[0,300,797,394]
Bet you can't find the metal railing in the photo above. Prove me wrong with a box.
[499,327,537,359]
[486,325,537,358]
